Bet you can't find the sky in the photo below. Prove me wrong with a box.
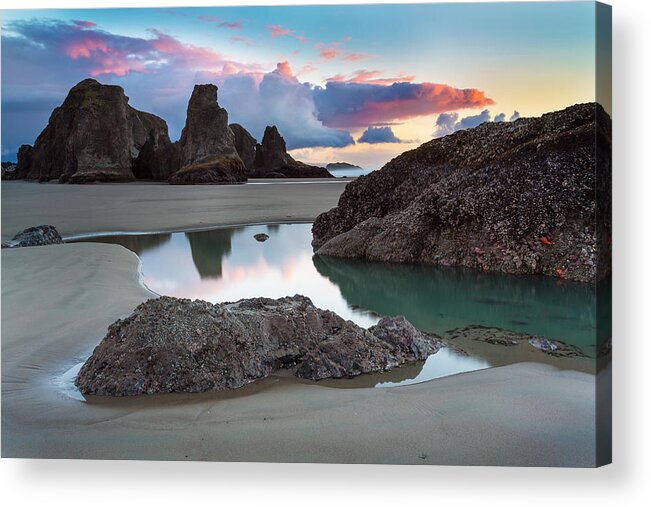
[1,2,598,167]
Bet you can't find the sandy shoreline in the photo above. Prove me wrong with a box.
[1,179,348,241]
[1,182,603,465]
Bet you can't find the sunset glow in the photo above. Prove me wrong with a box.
[1,3,597,167]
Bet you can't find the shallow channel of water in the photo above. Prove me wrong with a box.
[77,223,604,387]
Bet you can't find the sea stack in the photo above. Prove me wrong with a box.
[10,79,169,183]
[230,123,257,172]
[251,125,333,178]
[132,135,180,181]
[313,103,612,283]
[169,84,247,184]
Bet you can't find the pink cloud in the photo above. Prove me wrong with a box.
[72,20,97,29]
[218,21,242,30]
[297,61,318,76]
[313,81,495,128]
[274,61,295,79]
[64,36,148,77]
[230,35,254,46]
[62,24,236,77]
[65,36,109,59]
[149,30,224,69]
[326,70,417,86]
[319,47,343,60]
[198,15,220,23]
[268,24,293,38]
[197,15,242,30]
[314,37,371,62]
[342,52,375,62]
[325,73,346,82]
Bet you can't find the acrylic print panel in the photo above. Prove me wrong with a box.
[0,1,612,467]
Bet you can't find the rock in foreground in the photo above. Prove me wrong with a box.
[1,225,64,248]
[313,103,611,283]
[75,295,441,396]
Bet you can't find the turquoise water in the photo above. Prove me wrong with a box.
[80,223,603,384]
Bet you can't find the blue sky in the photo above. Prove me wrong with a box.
[1,2,598,166]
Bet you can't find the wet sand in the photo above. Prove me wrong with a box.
[2,181,601,465]
[1,179,348,241]
[2,242,599,466]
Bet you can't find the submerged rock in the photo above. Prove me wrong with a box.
[10,79,169,183]
[528,336,558,353]
[446,325,585,358]
[313,103,612,283]
[251,126,333,178]
[254,233,270,242]
[75,295,442,396]
[1,225,64,248]
[170,84,246,185]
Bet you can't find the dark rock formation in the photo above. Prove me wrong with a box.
[251,126,333,178]
[6,145,33,181]
[230,123,257,172]
[169,84,246,184]
[446,325,585,358]
[10,79,169,183]
[313,103,612,283]
[132,136,180,181]
[254,233,269,242]
[1,225,64,248]
[326,162,362,170]
[1,162,17,179]
[75,295,441,396]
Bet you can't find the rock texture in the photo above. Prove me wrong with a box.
[1,162,17,179]
[230,123,257,172]
[313,103,612,283]
[169,84,246,184]
[326,162,362,170]
[132,136,180,181]
[446,325,585,358]
[1,225,64,248]
[9,79,169,183]
[251,126,333,178]
[75,295,441,396]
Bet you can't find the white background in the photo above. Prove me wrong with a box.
[1,0,649,504]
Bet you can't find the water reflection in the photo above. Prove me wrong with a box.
[315,347,491,389]
[313,255,602,356]
[75,223,602,384]
[80,224,379,328]
[185,228,236,278]
[86,233,172,255]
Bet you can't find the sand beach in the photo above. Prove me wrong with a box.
[1,180,603,466]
